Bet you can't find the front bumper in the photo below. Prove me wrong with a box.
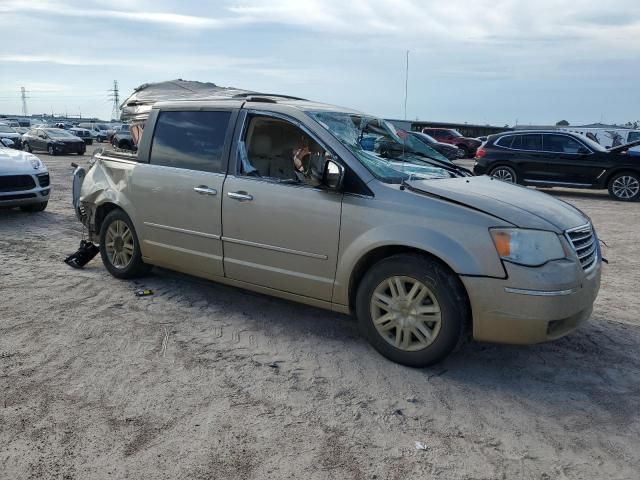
[53,143,85,154]
[0,172,50,207]
[461,258,601,344]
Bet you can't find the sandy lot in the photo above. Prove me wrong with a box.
[1,146,639,479]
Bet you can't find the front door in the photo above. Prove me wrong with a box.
[542,134,603,185]
[130,109,234,279]
[221,112,342,301]
[35,130,48,150]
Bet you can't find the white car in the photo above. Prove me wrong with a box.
[0,144,50,212]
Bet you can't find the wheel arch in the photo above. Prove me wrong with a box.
[94,202,134,236]
[603,168,640,187]
[347,245,471,318]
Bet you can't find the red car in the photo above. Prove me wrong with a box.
[421,127,481,158]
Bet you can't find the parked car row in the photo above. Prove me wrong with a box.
[421,127,482,158]
[474,130,640,201]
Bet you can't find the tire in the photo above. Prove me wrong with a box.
[489,165,517,184]
[47,144,56,156]
[456,144,469,158]
[20,201,48,212]
[99,209,151,279]
[23,142,32,153]
[355,254,469,367]
[608,171,640,201]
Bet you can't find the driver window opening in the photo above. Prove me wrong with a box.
[239,116,327,186]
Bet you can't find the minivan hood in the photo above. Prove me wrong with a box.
[405,176,588,232]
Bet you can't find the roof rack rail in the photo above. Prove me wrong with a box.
[232,92,307,101]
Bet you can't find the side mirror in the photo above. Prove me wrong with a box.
[323,158,344,191]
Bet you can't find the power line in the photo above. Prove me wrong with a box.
[108,80,120,121]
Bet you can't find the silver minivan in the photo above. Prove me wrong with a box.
[75,96,601,366]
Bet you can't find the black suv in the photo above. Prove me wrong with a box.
[474,130,640,201]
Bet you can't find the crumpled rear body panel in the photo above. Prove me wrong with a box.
[78,155,138,242]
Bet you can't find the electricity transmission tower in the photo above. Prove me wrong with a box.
[20,87,28,116]
[108,80,120,120]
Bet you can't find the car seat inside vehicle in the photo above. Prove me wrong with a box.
[244,117,322,180]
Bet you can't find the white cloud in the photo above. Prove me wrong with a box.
[0,0,222,28]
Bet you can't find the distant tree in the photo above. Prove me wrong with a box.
[556,120,570,126]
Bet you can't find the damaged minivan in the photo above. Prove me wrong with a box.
[74,90,601,367]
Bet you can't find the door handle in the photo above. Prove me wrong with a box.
[193,186,217,196]
[227,191,253,202]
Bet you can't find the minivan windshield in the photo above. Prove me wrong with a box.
[307,111,466,183]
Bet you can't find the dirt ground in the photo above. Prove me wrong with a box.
[1,146,639,480]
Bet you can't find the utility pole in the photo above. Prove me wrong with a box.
[108,80,120,120]
[20,87,28,116]
[403,50,409,121]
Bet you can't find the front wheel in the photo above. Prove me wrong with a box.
[489,165,517,184]
[99,209,151,279]
[47,144,56,156]
[356,254,469,367]
[23,142,32,153]
[608,172,640,201]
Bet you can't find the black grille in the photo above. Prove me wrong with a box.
[0,175,36,192]
[566,224,597,271]
[37,173,50,187]
[0,193,36,200]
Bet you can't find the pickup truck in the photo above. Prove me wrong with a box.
[73,94,601,367]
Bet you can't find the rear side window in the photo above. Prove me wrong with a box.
[150,110,231,173]
[496,135,515,148]
[519,134,543,151]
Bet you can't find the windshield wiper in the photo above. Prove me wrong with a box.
[399,151,470,177]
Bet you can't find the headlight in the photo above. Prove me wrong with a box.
[30,158,42,170]
[490,228,565,266]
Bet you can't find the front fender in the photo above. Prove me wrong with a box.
[332,223,506,307]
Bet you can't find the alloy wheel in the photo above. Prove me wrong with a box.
[370,276,442,352]
[491,167,515,183]
[612,175,640,199]
[105,219,135,269]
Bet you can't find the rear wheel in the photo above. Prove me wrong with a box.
[456,144,469,158]
[20,201,48,212]
[356,254,468,367]
[489,165,517,184]
[608,172,640,201]
[99,209,150,279]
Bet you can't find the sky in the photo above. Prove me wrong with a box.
[0,0,639,126]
